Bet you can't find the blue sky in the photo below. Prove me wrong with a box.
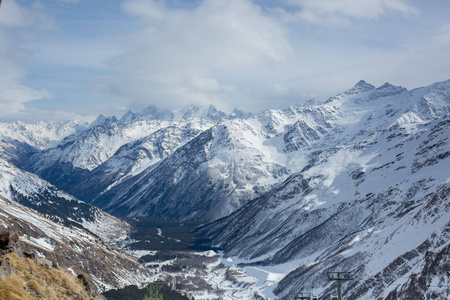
[1,0,450,122]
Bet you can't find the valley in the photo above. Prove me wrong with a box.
[119,217,205,252]
[0,80,449,299]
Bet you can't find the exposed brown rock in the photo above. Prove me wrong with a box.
[0,230,20,256]
[23,251,36,259]
[0,231,9,248]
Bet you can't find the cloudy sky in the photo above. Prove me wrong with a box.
[1,0,450,122]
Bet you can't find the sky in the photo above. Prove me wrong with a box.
[0,0,450,122]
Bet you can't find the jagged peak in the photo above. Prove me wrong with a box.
[376,82,406,91]
[89,114,118,128]
[120,106,174,122]
[177,104,226,121]
[231,108,253,119]
[138,105,174,121]
[377,82,395,89]
[353,80,376,92]
[359,82,408,102]
[326,80,376,103]
[303,98,320,107]
[119,109,137,123]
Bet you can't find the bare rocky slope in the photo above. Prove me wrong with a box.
[0,197,151,293]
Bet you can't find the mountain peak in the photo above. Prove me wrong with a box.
[303,98,320,107]
[89,114,118,128]
[139,105,174,119]
[376,82,407,91]
[120,106,174,122]
[119,110,137,123]
[178,104,226,122]
[231,108,253,119]
[361,82,408,102]
[353,80,376,92]
[378,82,395,89]
[326,80,375,103]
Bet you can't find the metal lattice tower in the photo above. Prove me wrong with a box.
[327,272,352,300]
[144,281,166,300]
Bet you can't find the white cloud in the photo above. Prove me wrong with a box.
[436,24,450,44]
[0,1,54,120]
[122,0,166,21]
[0,29,52,117]
[0,0,56,29]
[102,0,292,111]
[0,107,94,123]
[2,0,447,122]
[282,0,418,25]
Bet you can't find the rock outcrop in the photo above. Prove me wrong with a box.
[0,231,106,299]
[0,230,20,256]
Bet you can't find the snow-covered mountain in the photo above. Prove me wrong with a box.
[0,154,152,292]
[0,156,129,242]
[119,104,246,123]
[0,120,86,165]
[199,80,450,299]
[69,123,211,203]
[91,121,289,221]
[88,80,449,222]
[0,196,151,291]
[2,79,449,298]
[19,105,241,201]
[19,80,450,226]
[71,100,341,221]
[119,106,174,123]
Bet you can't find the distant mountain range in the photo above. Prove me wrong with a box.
[1,79,449,299]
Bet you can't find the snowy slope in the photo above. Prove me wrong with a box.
[2,79,449,299]
[19,105,238,200]
[22,119,172,172]
[199,80,450,299]
[0,120,86,165]
[18,81,450,224]
[89,80,437,222]
[23,104,240,172]
[71,122,212,202]
[92,119,292,221]
[19,118,176,199]
[0,156,130,242]
[90,100,342,221]
[0,196,151,291]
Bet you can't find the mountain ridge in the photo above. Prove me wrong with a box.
[14,80,450,224]
[1,79,449,298]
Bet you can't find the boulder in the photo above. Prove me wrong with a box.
[36,257,53,269]
[0,257,16,280]
[0,231,19,256]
